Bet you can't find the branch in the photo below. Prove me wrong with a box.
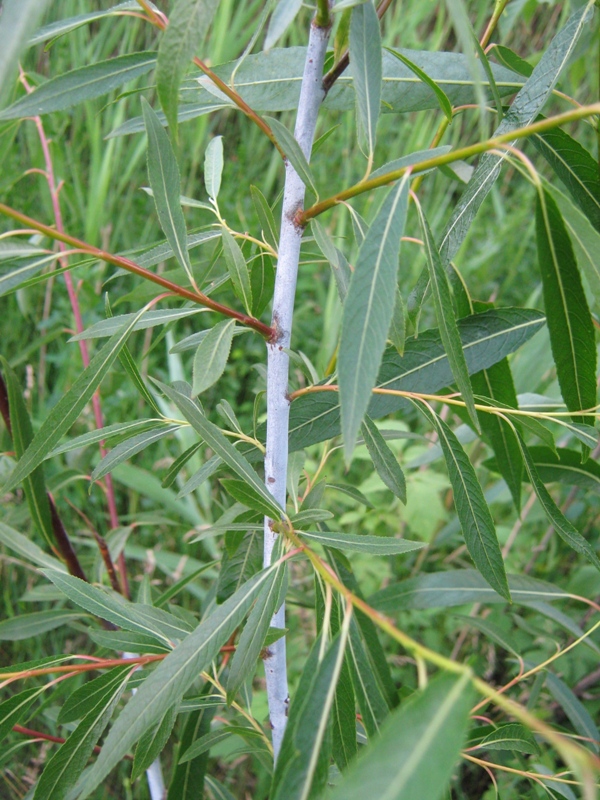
[299,103,600,223]
[263,7,333,759]
[0,202,274,339]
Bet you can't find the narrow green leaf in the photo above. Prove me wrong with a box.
[490,44,533,77]
[192,319,235,397]
[299,530,424,556]
[29,3,140,45]
[388,287,406,355]
[264,116,318,197]
[0,609,83,641]
[161,441,203,489]
[92,425,181,482]
[221,478,281,518]
[339,176,410,459]
[132,704,179,781]
[179,725,266,763]
[369,568,570,612]
[142,98,194,285]
[0,687,43,743]
[545,181,600,306]
[477,723,540,755]
[361,415,407,502]
[517,435,600,572]
[271,629,349,800]
[439,2,593,264]
[216,530,262,603]
[536,189,597,426]
[385,47,452,122]
[0,521,64,572]
[204,136,224,200]
[156,0,219,140]
[533,124,600,234]
[71,309,204,341]
[289,308,545,452]
[221,228,253,314]
[521,446,600,492]
[290,509,334,526]
[168,688,216,800]
[421,406,510,601]
[1,358,55,547]
[156,381,283,519]
[264,0,303,51]
[251,185,279,253]
[88,630,171,656]
[545,671,599,754]
[453,614,521,657]
[0,53,156,120]
[33,666,132,800]
[471,353,523,511]
[0,253,61,298]
[2,313,146,495]
[226,561,286,702]
[370,145,452,181]
[177,454,222,499]
[326,483,375,508]
[416,204,479,431]
[350,0,382,158]
[312,219,352,301]
[327,672,475,800]
[250,252,275,317]
[72,566,277,799]
[0,0,57,107]
[44,570,191,646]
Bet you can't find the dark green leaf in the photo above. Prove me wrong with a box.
[350,0,382,157]
[385,46,452,122]
[339,177,410,459]
[0,53,156,120]
[327,672,475,800]
[142,98,194,285]
[0,687,44,743]
[536,189,596,427]
[490,45,533,77]
[477,723,540,755]
[0,609,83,641]
[132,704,178,781]
[532,124,600,234]
[420,405,510,601]
[361,415,407,502]
[92,425,180,482]
[156,0,219,140]
[299,530,424,556]
[251,185,279,252]
[221,228,253,314]
[73,566,278,799]
[0,521,64,572]
[250,253,275,317]
[167,686,216,800]
[288,308,545,451]
[545,671,599,754]
[192,319,235,397]
[264,116,318,196]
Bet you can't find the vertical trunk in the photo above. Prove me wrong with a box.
[263,11,333,759]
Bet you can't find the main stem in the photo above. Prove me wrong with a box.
[263,13,332,758]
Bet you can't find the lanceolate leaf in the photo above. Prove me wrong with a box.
[545,672,600,754]
[361,415,407,502]
[516,435,600,571]
[251,185,279,252]
[1,357,54,547]
[91,425,181,482]
[44,570,191,646]
[385,47,452,122]
[532,124,600,234]
[142,98,194,285]
[2,312,144,495]
[192,319,236,397]
[0,0,51,105]
[167,687,216,799]
[0,521,65,572]
[221,228,253,314]
[339,176,410,460]
[471,353,523,511]
[350,0,382,158]
[298,530,424,556]
[132,704,179,781]
[520,446,600,493]
[264,0,304,52]
[439,2,593,265]
[0,253,60,298]
[416,204,479,431]
[264,116,318,196]
[156,0,219,139]
[370,568,569,612]
[288,307,545,451]
[0,53,157,120]
[536,189,596,427]
[477,723,540,756]
[271,629,349,800]
[157,381,283,519]
[226,561,286,702]
[0,609,84,641]
[204,136,224,200]
[72,566,278,799]
[327,672,475,800]
[33,666,132,800]
[29,3,140,46]
[0,687,44,743]
[420,405,510,601]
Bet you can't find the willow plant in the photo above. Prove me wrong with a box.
[1,0,600,798]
